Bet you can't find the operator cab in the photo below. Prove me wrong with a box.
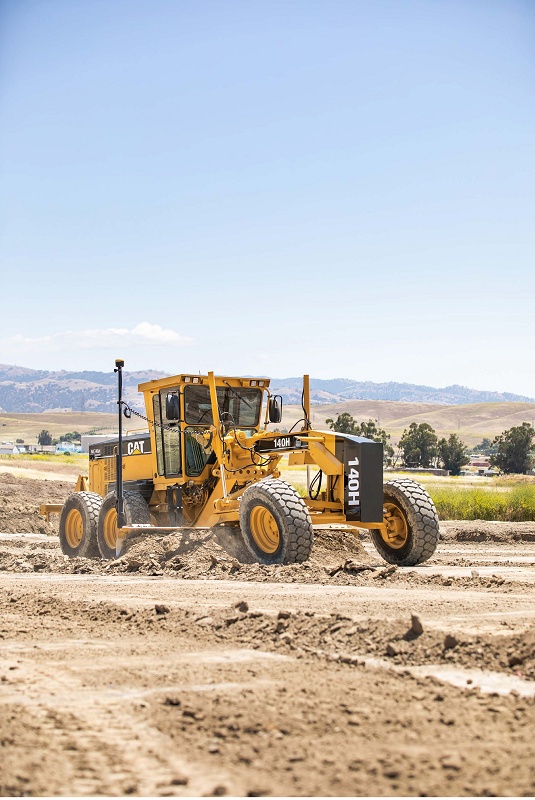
[148,377,268,481]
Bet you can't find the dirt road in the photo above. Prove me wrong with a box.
[1,473,535,796]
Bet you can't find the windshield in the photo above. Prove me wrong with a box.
[184,385,262,428]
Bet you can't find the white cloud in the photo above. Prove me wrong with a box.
[0,322,194,354]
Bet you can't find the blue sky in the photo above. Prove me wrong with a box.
[1,0,534,395]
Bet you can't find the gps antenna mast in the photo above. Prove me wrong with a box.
[114,358,126,530]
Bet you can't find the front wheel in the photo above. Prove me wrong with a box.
[97,491,151,559]
[370,478,439,566]
[239,478,314,565]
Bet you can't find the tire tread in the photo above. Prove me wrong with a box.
[239,478,314,565]
[59,491,102,558]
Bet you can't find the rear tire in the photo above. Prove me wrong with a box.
[59,491,102,559]
[370,478,439,566]
[239,478,313,565]
[97,491,151,559]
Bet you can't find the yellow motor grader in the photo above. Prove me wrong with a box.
[41,360,439,566]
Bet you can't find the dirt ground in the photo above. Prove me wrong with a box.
[1,472,535,797]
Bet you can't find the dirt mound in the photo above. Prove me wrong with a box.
[206,605,535,681]
[440,520,535,543]
[4,589,535,682]
[118,524,374,581]
[0,472,73,535]
[0,528,527,594]
[114,531,516,590]
[0,526,379,582]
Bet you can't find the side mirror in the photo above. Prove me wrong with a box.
[268,395,283,424]
[166,393,180,420]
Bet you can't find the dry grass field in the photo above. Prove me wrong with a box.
[2,400,534,450]
[0,411,123,444]
[282,400,535,446]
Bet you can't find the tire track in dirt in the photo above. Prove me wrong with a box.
[1,644,253,797]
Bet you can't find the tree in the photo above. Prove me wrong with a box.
[490,423,535,474]
[326,415,394,464]
[326,413,358,434]
[472,437,497,456]
[59,431,82,443]
[399,422,438,468]
[37,429,52,446]
[353,419,395,465]
[438,434,470,476]
[15,438,24,444]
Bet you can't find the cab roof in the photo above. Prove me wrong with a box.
[138,374,271,392]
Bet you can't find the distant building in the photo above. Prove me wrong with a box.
[26,444,57,454]
[468,457,495,475]
[56,442,83,454]
[0,445,20,455]
[388,467,450,477]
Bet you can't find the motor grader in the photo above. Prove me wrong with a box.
[41,360,439,566]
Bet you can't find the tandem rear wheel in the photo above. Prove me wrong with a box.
[97,491,151,559]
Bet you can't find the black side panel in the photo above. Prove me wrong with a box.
[89,433,151,460]
[335,434,384,523]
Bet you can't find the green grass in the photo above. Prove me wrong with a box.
[0,453,88,466]
[429,485,535,521]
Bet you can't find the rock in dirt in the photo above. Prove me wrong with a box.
[440,752,463,771]
[170,773,189,786]
[374,565,397,579]
[125,556,143,571]
[444,633,459,650]
[195,615,215,627]
[410,614,424,637]
[328,558,375,577]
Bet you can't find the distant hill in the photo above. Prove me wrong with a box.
[0,363,532,413]
[269,377,534,406]
[0,364,164,413]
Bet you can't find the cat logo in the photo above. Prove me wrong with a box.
[122,438,152,456]
[127,441,145,456]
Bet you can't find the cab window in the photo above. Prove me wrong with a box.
[153,390,181,477]
[184,385,262,428]
[184,426,213,477]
